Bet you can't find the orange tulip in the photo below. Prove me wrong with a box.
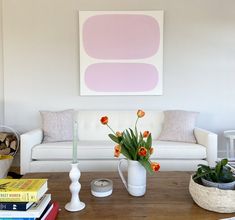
[151,162,160,172]
[143,131,150,138]
[137,110,145,118]
[100,116,108,125]
[138,147,147,157]
[114,145,121,157]
[150,147,154,155]
[116,131,123,137]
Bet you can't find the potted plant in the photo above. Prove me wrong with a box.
[193,158,235,190]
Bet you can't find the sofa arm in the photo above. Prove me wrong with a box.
[194,127,218,167]
[20,129,43,174]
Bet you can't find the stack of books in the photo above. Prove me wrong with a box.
[0,179,59,220]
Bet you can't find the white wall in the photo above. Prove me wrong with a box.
[2,0,235,154]
[0,0,3,125]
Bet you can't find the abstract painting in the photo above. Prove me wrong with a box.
[79,11,164,95]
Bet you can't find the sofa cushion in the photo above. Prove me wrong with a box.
[32,141,117,160]
[32,140,206,160]
[76,110,164,141]
[158,110,198,143]
[40,109,74,143]
[153,141,206,159]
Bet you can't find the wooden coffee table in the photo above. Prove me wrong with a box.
[23,171,235,220]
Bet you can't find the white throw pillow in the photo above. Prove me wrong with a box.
[40,109,74,143]
[158,110,199,143]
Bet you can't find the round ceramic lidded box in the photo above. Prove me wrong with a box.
[189,175,235,213]
[91,179,113,197]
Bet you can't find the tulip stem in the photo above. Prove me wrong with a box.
[135,118,139,129]
[106,124,116,135]
[135,117,139,137]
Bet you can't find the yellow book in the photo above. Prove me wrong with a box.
[0,179,48,202]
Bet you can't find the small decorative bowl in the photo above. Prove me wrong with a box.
[201,177,235,190]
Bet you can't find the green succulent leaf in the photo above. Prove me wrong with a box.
[221,158,228,166]
[215,161,222,174]
[193,159,235,183]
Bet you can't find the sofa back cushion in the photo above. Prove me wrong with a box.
[158,110,198,143]
[76,110,164,141]
[40,109,74,142]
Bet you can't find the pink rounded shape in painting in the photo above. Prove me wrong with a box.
[83,14,160,59]
[84,63,159,92]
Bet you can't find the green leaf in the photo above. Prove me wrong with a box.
[215,161,222,175]
[121,139,132,149]
[193,170,214,180]
[197,167,202,175]
[125,129,136,147]
[146,134,152,149]
[120,145,132,160]
[117,136,123,142]
[198,164,211,172]
[138,132,143,145]
[130,128,138,146]
[108,134,120,144]
[135,126,138,139]
[194,159,235,183]
[138,132,144,146]
[122,131,133,148]
[221,158,228,166]
[139,159,154,175]
[122,131,136,160]
[121,139,134,156]
[124,130,137,155]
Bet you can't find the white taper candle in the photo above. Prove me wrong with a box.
[72,121,78,163]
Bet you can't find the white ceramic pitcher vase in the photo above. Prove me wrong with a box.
[118,159,146,196]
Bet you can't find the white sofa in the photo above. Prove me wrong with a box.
[20,110,218,174]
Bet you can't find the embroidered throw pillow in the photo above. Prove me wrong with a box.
[40,109,74,143]
[158,110,199,143]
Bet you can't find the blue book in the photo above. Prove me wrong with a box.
[0,194,50,219]
[0,202,34,211]
[0,218,35,220]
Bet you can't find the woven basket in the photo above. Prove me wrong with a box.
[0,125,20,156]
[0,155,13,178]
[189,175,235,213]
